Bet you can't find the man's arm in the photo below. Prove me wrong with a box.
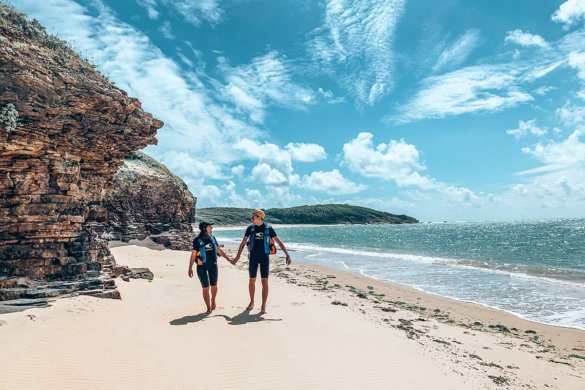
[234,235,248,263]
[274,236,291,266]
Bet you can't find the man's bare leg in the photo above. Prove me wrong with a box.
[247,278,255,310]
[210,285,217,310]
[202,287,211,314]
[260,278,269,314]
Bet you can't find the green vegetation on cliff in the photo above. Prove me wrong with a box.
[196,204,418,226]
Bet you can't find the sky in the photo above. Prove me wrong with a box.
[9,0,585,221]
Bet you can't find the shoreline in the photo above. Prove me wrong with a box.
[219,241,585,333]
[1,243,583,389]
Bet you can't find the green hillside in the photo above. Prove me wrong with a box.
[196,204,418,226]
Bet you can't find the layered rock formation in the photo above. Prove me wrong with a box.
[103,152,196,250]
[0,5,163,300]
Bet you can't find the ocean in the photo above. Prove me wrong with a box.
[215,219,585,329]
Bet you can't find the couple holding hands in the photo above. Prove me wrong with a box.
[188,209,292,315]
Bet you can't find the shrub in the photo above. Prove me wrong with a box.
[0,103,18,132]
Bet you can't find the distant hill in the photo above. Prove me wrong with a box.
[196,204,418,226]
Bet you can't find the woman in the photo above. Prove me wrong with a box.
[188,221,232,314]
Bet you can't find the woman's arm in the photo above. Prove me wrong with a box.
[188,250,197,277]
[217,247,233,263]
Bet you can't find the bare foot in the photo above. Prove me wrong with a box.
[211,302,216,311]
[205,307,212,315]
[259,307,266,315]
[246,302,254,311]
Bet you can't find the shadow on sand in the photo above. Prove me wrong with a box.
[217,309,282,325]
[170,309,282,326]
[169,312,212,325]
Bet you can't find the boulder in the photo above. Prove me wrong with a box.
[103,152,196,250]
[0,5,162,300]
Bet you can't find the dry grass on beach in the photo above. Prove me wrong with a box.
[0,243,583,389]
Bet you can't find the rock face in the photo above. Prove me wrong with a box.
[103,152,196,250]
[0,5,163,300]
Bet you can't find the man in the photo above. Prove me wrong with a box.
[233,209,291,315]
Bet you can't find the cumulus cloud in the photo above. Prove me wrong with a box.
[552,0,585,27]
[250,163,290,186]
[568,51,585,81]
[522,129,585,166]
[505,29,548,48]
[342,132,432,188]
[307,0,406,106]
[300,170,366,195]
[506,119,547,139]
[285,143,327,162]
[234,139,305,187]
[342,132,479,207]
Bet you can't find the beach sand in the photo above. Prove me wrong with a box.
[0,243,583,389]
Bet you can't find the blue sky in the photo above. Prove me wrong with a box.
[11,0,585,221]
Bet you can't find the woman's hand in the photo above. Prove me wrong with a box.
[188,268,193,278]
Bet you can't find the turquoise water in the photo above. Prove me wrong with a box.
[216,219,585,329]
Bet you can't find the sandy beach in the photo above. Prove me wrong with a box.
[1,243,583,389]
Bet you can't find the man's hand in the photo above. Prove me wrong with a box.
[188,268,193,278]
[285,254,291,266]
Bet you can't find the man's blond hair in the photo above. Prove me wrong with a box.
[253,209,265,219]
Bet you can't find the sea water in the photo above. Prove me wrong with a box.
[215,219,585,329]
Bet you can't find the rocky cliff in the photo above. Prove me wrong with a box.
[103,152,196,250]
[0,5,163,301]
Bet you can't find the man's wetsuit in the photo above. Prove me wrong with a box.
[245,223,276,278]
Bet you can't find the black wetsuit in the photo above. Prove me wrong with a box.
[245,223,276,278]
[193,234,219,288]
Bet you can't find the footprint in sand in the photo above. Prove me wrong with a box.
[291,302,305,306]
[0,320,7,327]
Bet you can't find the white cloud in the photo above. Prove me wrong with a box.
[433,29,481,72]
[218,51,316,123]
[391,65,534,123]
[159,21,175,39]
[568,51,585,81]
[136,0,223,26]
[342,133,479,208]
[231,165,245,177]
[285,143,327,162]
[506,119,547,139]
[552,0,585,26]
[522,129,585,167]
[307,0,406,106]
[556,103,585,127]
[317,88,346,104]
[251,163,290,185]
[505,29,548,48]
[300,170,366,195]
[342,132,433,188]
[137,0,159,19]
[234,139,305,187]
